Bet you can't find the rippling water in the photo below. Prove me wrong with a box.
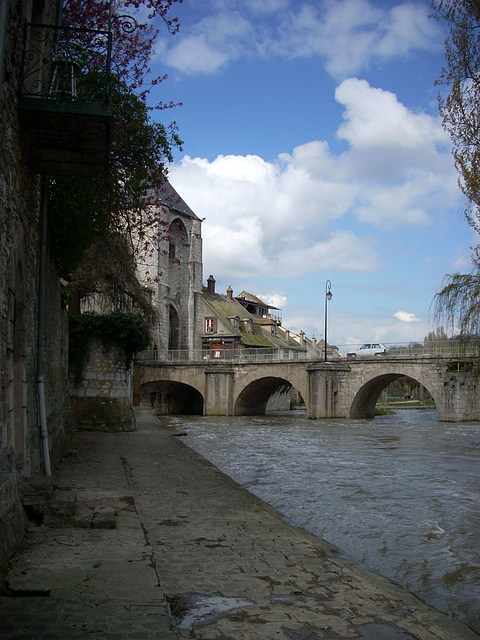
[164,410,480,632]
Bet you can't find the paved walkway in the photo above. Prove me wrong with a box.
[0,407,478,640]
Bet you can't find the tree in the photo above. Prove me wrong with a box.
[51,1,183,316]
[63,0,182,102]
[432,0,480,336]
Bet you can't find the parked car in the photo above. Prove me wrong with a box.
[346,343,387,357]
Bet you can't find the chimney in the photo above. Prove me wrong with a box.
[207,275,216,295]
[226,285,233,300]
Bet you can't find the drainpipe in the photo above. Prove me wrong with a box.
[37,176,51,476]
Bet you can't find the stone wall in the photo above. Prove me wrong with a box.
[0,0,73,572]
[70,340,135,432]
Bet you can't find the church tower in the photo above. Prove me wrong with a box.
[140,181,203,359]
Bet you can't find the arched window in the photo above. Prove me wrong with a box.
[168,219,188,264]
[169,304,180,351]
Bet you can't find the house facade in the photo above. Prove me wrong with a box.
[202,276,319,360]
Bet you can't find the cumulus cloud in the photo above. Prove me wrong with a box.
[394,311,421,323]
[156,0,442,78]
[169,80,458,280]
[335,79,447,150]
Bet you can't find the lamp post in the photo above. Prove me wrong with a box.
[324,280,332,362]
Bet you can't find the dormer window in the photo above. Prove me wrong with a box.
[243,318,253,333]
[229,316,240,330]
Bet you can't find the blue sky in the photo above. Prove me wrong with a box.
[147,0,473,349]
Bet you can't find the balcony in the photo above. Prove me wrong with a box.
[18,23,112,177]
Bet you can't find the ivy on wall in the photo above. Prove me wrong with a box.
[69,311,150,383]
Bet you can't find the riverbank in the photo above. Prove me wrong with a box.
[0,407,478,639]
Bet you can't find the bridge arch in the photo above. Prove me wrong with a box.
[348,369,438,419]
[235,376,294,415]
[140,379,203,415]
[233,364,308,416]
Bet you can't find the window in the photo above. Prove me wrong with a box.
[205,317,216,333]
[168,243,176,261]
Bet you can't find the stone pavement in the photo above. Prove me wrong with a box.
[0,407,478,640]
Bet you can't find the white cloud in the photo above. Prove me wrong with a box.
[257,292,288,309]
[394,311,421,323]
[376,3,441,58]
[159,11,253,74]
[169,80,459,281]
[156,0,442,78]
[335,78,447,150]
[276,232,381,277]
[161,34,230,74]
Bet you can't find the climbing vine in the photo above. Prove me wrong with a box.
[69,311,150,383]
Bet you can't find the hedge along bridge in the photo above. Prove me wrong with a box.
[133,346,480,422]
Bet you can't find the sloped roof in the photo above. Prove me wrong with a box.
[157,180,201,220]
[204,288,258,335]
[203,287,304,350]
[236,290,279,310]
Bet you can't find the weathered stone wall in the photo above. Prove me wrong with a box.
[0,0,73,572]
[70,340,135,432]
[0,0,39,571]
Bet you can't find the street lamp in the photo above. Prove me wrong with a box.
[324,280,333,362]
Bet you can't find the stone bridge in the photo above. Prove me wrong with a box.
[133,354,480,422]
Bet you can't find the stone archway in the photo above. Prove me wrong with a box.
[349,372,438,419]
[141,380,203,415]
[234,376,295,416]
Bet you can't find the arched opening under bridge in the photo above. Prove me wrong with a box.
[235,377,302,416]
[141,380,203,415]
[350,373,436,419]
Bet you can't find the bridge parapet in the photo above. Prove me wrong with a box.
[136,347,313,364]
[136,340,480,366]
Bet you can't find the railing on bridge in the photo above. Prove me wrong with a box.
[339,340,480,359]
[136,347,310,364]
[136,339,480,365]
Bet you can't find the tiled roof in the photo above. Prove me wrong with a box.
[203,287,305,350]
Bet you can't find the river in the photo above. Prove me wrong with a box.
[164,409,480,632]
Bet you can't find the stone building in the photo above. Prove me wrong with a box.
[0,0,111,569]
[137,181,204,360]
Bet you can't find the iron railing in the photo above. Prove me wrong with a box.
[136,340,480,365]
[20,23,111,103]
